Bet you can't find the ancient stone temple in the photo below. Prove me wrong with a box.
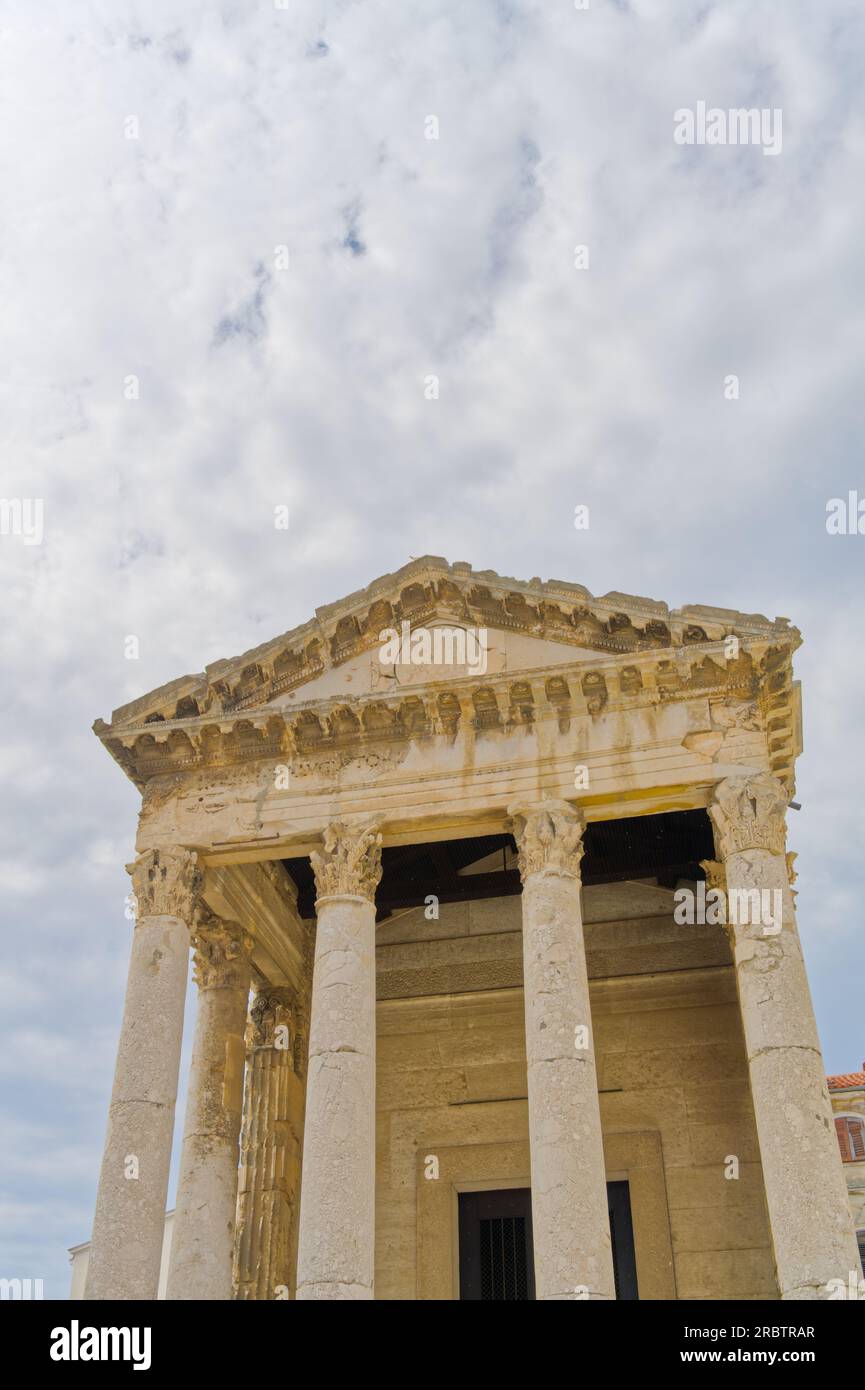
[83,557,859,1301]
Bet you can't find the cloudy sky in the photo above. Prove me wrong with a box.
[1,0,863,1298]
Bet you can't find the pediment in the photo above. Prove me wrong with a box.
[103,555,794,733]
[267,622,606,708]
[94,556,802,796]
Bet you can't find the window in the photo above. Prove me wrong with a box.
[835,1115,865,1162]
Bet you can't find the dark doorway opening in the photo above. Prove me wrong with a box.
[608,1180,639,1300]
[458,1188,535,1301]
[458,1182,639,1300]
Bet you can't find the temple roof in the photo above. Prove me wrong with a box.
[93,556,802,792]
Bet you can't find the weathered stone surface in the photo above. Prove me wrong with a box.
[510,800,616,1301]
[130,846,202,918]
[166,914,252,1300]
[376,964,777,1300]
[234,986,310,1300]
[712,774,861,1299]
[310,816,382,903]
[95,559,802,805]
[710,771,788,859]
[85,850,199,1300]
[296,820,381,1300]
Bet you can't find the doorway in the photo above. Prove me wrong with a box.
[458,1188,535,1300]
[458,1183,638,1300]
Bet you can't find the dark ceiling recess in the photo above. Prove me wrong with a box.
[281,808,715,922]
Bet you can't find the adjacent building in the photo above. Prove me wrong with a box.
[828,1068,865,1275]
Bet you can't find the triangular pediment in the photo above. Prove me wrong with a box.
[94,556,802,796]
[267,620,607,708]
[102,555,792,732]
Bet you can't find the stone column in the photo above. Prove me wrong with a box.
[233,986,310,1299]
[85,847,201,1301]
[165,910,253,1301]
[710,772,861,1299]
[295,817,382,1301]
[509,799,615,1301]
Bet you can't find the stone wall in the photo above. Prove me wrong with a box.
[373,891,778,1300]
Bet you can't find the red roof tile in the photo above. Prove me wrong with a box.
[827,1072,865,1090]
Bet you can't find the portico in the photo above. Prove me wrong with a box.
[83,557,859,1300]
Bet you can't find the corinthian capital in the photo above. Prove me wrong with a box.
[710,772,789,859]
[310,816,383,903]
[191,908,254,990]
[248,986,298,1050]
[128,847,202,920]
[508,799,585,881]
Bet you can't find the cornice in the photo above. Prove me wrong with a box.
[95,641,801,796]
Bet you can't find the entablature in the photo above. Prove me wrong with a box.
[98,636,800,796]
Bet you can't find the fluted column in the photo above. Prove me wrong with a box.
[233,986,310,1299]
[509,800,615,1301]
[710,772,860,1299]
[85,847,201,1300]
[295,817,382,1300]
[166,911,253,1300]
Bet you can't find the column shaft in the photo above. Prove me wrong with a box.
[233,986,309,1299]
[295,818,382,1301]
[711,773,860,1299]
[165,913,252,1300]
[510,801,615,1301]
[85,848,200,1300]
